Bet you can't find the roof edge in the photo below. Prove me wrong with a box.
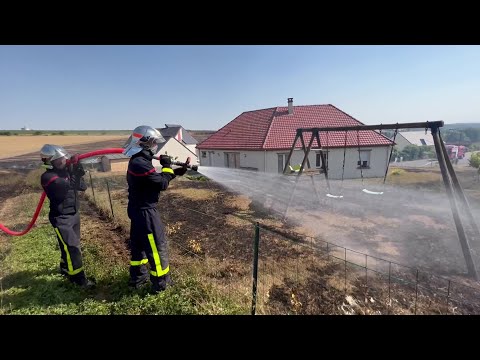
[261,107,279,150]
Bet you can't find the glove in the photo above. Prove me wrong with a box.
[159,155,172,168]
[173,166,187,176]
[73,162,85,177]
[70,154,80,165]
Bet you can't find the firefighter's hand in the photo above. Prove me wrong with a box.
[73,162,85,178]
[159,155,172,168]
[70,154,80,165]
[173,166,187,176]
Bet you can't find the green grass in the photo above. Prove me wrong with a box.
[0,223,245,314]
[0,186,247,314]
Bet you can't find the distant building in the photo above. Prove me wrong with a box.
[21,125,31,131]
[395,131,434,151]
[101,154,130,172]
[158,124,199,156]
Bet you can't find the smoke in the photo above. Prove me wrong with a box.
[199,166,480,276]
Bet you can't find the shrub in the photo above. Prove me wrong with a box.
[469,152,480,169]
[390,168,405,176]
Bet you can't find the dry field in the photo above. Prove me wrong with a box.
[0,135,128,159]
[0,135,128,171]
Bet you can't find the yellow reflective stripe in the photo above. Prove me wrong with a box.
[161,167,174,174]
[55,228,73,274]
[55,228,83,276]
[148,233,169,277]
[130,259,149,266]
[150,266,169,277]
[69,267,84,276]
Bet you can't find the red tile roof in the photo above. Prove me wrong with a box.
[197,104,392,150]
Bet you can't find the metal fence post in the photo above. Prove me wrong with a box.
[106,180,114,218]
[88,171,96,205]
[251,222,260,315]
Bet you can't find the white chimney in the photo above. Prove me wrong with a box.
[288,98,293,115]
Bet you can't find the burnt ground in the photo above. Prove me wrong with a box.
[2,165,480,314]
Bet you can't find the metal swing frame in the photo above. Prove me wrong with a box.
[282,120,480,280]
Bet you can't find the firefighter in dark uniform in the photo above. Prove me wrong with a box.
[40,144,94,288]
[123,125,187,293]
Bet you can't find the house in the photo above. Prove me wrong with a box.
[151,126,199,168]
[395,131,434,151]
[196,99,394,179]
[158,124,199,157]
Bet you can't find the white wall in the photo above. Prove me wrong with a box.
[152,138,198,168]
[394,134,411,151]
[324,147,391,179]
[198,150,265,170]
[185,144,197,156]
[198,146,391,179]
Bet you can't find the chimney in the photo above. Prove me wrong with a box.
[288,98,293,115]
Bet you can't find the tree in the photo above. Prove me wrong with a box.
[400,145,420,161]
[469,152,480,169]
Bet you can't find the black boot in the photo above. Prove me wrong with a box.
[70,271,96,289]
[128,276,149,289]
[59,263,68,277]
[151,274,172,294]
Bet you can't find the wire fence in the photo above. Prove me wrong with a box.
[83,170,480,315]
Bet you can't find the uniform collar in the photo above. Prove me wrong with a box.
[132,149,154,161]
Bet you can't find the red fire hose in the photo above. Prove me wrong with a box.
[0,148,124,236]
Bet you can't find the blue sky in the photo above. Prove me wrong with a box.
[1,45,480,130]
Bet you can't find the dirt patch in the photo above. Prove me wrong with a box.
[168,188,218,201]
[79,198,130,265]
[226,195,252,211]
[375,240,401,257]
[407,215,450,229]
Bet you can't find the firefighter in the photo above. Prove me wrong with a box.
[123,125,187,293]
[40,144,95,288]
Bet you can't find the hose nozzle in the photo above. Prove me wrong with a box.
[153,155,199,171]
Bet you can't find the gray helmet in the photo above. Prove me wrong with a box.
[40,144,70,165]
[123,125,165,157]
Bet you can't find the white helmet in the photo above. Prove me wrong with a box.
[123,125,165,157]
[40,144,70,166]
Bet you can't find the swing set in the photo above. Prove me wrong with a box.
[282,120,480,280]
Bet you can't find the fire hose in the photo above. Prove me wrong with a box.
[0,148,124,236]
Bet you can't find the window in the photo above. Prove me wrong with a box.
[201,151,207,158]
[357,150,371,168]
